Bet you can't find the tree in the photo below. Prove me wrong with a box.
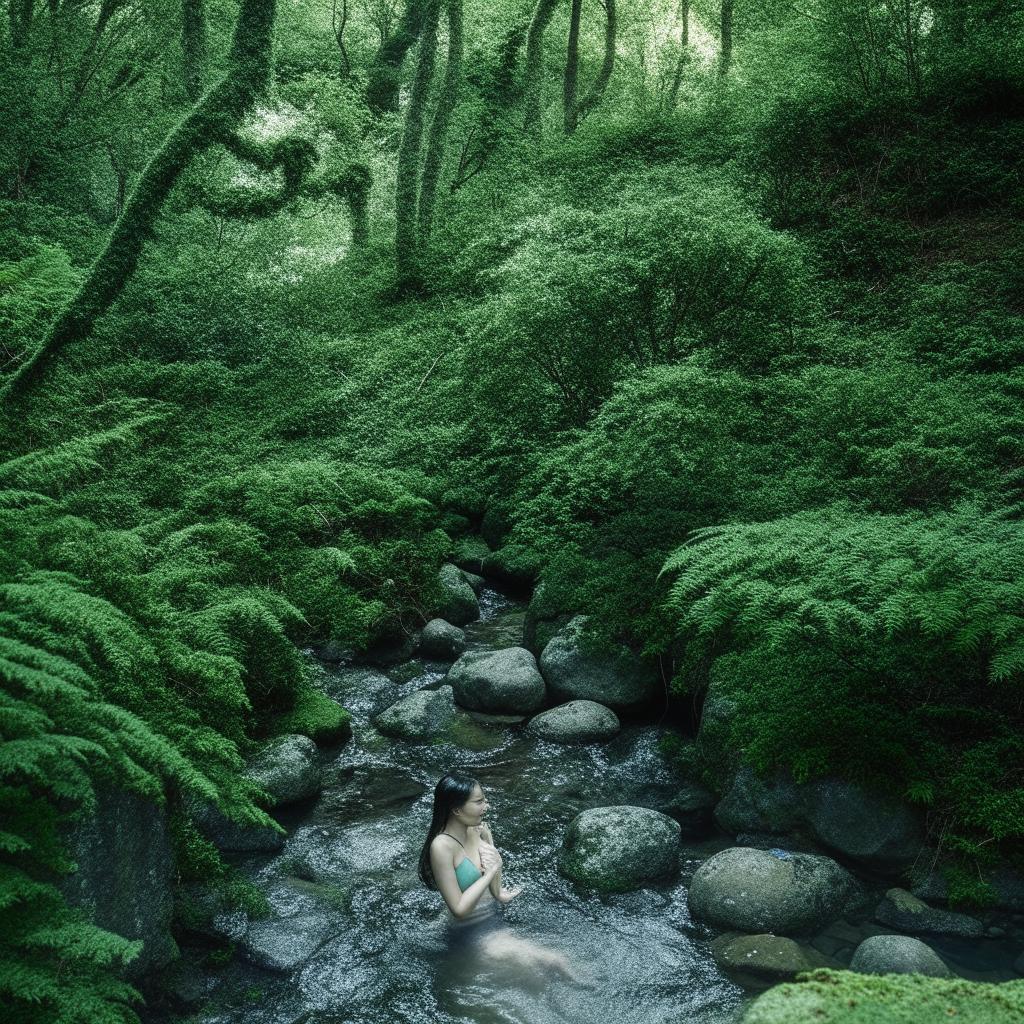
[1,0,284,405]
[394,0,441,284]
[719,0,733,75]
[523,0,560,136]
[666,1,690,109]
[418,0,463,241]
[366,0,428,114]
[182,0,207,101]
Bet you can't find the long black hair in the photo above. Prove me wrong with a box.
[418,771,479,889]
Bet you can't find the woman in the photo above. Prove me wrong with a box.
[418,771,573,976]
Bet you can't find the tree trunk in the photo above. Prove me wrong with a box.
[394,0,440,285]
[666,0,689,109]
[577,0,616,123]
[366,0,428,115]
[182,0,207,102]
[8,0,33,48]
[418,0,462,241]
[562,0,582,134]
[719,0,733,76]
[1,0,279,405]
[523,0,560,137]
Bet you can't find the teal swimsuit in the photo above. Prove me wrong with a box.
[454,855,483,891]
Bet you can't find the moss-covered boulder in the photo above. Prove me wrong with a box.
[276,684,352,745]
[452,535,491,574]
[539,616,660,711]
[712,933,835,982]
[560,806,680,892]
[436,562,480,625]
[875,888,983,938]
[247,734,321,807]
[743,971,1024,1024]
[688,847,860,935]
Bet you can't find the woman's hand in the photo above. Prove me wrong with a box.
[496,885,522,905]
[479,841,503,877]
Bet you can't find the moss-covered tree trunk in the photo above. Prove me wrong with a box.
[418,0,463,242]
[182,0,207,102]
[576,0,616,123]
[394,0,441,285]
[666,1,690,109]
[523,0,560,137]
[366,0,428,114]
[719,0,733,76]
[8,0,33,48]
[562,0,583,134]
[0,0,279,406]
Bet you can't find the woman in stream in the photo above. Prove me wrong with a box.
[418,771,576,977]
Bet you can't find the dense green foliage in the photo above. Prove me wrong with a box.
[1,0,1023,1019]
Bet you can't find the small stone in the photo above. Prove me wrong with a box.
[246,735,321,807]
[374,686,457,741]
[527,700,620,744]
[420,618,467,660]
[711,933,834,981]
[875,887,984,938]
[850,934,953,978]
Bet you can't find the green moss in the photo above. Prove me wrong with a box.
[274,682,352,745]
[744,970,1024,1024]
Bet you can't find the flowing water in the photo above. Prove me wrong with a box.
[151,586,1021,1023]
[158,587,748,1024]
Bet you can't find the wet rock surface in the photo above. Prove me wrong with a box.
[247,734,321,807]
[850,933,954,977]
[688,847,861,935]
[527,699,620,743]
[875,887,984,938]
[447,646,546,713]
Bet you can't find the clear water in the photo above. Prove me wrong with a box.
[161,587,748,1024]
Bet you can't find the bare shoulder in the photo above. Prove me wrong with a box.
[431,832,457,854]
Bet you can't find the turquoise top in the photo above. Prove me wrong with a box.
[454,856,482,892]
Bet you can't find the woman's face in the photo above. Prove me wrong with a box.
[458,783,489,826]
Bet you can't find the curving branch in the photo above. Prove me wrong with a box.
[193,134,319,219]
[1,0,279,405]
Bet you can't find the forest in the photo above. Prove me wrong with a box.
[1,1,1023,1022]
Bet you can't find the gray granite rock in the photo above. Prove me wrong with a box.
[447,647,546,713]
[419,618,467,660]
[247,734,321,807]
[688,847,860,935]
[241,913,340,972]
[850,934,953,977]
[711,933,834,981]
[527,700,620,744]
[374,686,458,741]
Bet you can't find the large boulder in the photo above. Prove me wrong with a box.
[247,734,321,807]
[714,770,924,875]
[913,864,1024,913]
[436,562,480,626]
[874,888,984,938]
[447,647,546,714]
[374,686,458,741]
[715,767,806,836]
[539,616,660,711]
[527,700,620,744]
[711,933,834,982]
[560,806,680,892]
[241,913,340,973]
[452,536,491,575]
[661,781,718,837]
[697,674,742,776]
[805,779,924,871]
[61,786,176,978]
[190,799,285,852]
[419,618,467,660]
[688,847,860,935]
[850,934,953,977]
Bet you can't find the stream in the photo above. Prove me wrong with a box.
[150,586,1020,1024]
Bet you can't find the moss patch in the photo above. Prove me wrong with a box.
[744,970,1024,1024]
[275,682,352,744]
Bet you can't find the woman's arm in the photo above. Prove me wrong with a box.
[429,837,499,919]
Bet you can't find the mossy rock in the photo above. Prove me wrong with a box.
[277,684,352,745]
[743,970,1024,1024]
